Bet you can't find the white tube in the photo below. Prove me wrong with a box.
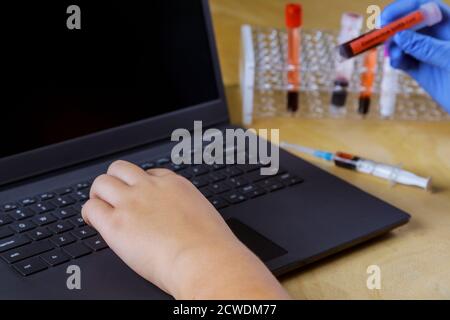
[240,25,255,126]
[380,51,400,118]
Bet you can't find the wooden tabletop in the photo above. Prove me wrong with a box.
[210,0,450,299]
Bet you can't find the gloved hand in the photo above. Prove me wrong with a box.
[381,0,450,113]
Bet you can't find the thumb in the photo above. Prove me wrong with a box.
[394,30,450,71]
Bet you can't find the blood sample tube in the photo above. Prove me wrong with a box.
[286,4,302,113]
[358,48,378,116]
[337,2,442,61]
[330,13,363,114]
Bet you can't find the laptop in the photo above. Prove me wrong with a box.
[0,0,410,299]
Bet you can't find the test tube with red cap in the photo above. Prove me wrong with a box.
[285,4,302,113]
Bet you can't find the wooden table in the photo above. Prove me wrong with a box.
[210,0,450,299]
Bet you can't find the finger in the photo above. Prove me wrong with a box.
[107,160,146,186]
[394,30,450,71]
[388,41,418,70]
[90,174,129,207]
[82,198,114,233]
[146,168,176,177]
[381,0,422,26]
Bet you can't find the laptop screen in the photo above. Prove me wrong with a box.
[1,1,219,160]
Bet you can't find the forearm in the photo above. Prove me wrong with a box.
[170,242,291,300]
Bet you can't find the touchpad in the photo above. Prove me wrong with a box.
[226,219,288,262]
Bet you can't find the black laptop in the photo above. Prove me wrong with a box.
[0,0,410,299]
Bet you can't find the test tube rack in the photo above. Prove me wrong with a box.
[240,25,450,125]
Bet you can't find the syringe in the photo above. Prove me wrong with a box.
[280,142,431,190]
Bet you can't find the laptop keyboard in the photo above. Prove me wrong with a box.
[0,157,303,277]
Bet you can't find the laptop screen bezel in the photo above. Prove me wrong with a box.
[0,0,229,187]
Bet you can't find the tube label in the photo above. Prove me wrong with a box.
[349,11,424,55]
[287,28,300,90]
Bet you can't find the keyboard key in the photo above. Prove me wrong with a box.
[33,213,57,226]
[0,227,14,239]
[223,166,244,177]
[277,173,304,186]
[63,242,92,259]
[69,215,86,227]
[52,196,76,207]
[228,176,249,188]
[84,235,108,251]
[40,249,70,266]
[156,158,170,166]
[140,162,155,170]
[29,202,56,214]
[199,187,213,198]
[268,183,285,192]
[0,214,13,226]
[19,197,37,206]
[222,192,246,204]
[191,176,209,188]
[53,207,78,220]
[28,228,52,241]
[211,163,226,171]
[245,171,267,183]
[13,257,48,276]
[257,178,276,188]
[54,187,73,195]
[236,163,265,173]
[190,165,210,176]
[178,169,193,179]
[72,190,89,202]
[210,197,228,210]
[0,235,31,253]
[48,221,74,234]
[1,240,54,264]
[71,226,97,240]
[239,185,266,198]
[50,232,76,247]
[74,182,91,190]
[163,162,186,172]
[207,171,227,183]
[9,208,35,221]
[9,221,36,233]
[1,203,18,212]
[38,192,56,201]
[239,185,257,194]
[209,182,232,194]
[257,178,285,192]
[72,203,83,213]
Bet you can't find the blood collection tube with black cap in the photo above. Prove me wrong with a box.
[330,13,363,114]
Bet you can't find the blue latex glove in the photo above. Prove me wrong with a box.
[381,0,450,113]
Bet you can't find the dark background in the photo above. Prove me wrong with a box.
[1,1,218,159]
